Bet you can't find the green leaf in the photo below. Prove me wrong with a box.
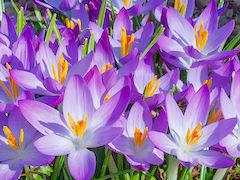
[88,32,95,53]
[223,33,240,50]
[131,172,140,180]
[217,0,224,9]
[117,154,124,180]
[200,165,207,180]
[82,38,89,58]
[47,9,62,45]
[140,25,165,59]
[11,0,19,13]
[97,0,107,28]
[51,156,66,180]
[94,170,132,180]
[45,13,57,44]
[99,149,112,177]
[16,7,26,36]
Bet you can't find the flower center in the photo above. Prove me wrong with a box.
[144,75,161,98]
[121,27,134,57]
[51,54,69,84]
[3,126,24,150]
[134,127,148,148]
[100,63,113,74]
[174,0,188,16]
[123,0,132,8]
[203,78,212,89]
[185,122,203,146]
[65,18,81,30]
[68,113,88,137]
[0,63,19,100]
[195,23,208,50]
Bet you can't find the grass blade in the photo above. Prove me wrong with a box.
[45,13,57,44]
[97,0,107,28]
[17,7,26,36]
[51,156,66,180]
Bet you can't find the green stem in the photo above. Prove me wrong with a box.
[117,154,124,180]
[180,167,190,180]
[51,156,66,180]
[99,149,112,177]
[199,165,207,180]
[94,169,132,180]
[167,156,179,180]
[212,168,228,180]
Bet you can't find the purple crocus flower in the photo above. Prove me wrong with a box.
[158,0,239,69]
[109,101,164,170]
[173,0,195,18]
[19,75,130,179]
[220,70,240,157]
[0,108,53,179]
[149,85,236,168]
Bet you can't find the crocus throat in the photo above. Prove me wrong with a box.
[195,23,208,50]
[123,0,132,8]
[203,78,212,89]
[68,112,88,137]
[66,18,81,30]
[52,54,69,84]
[121,27,134,57]
[100,63,113,74]
[0,63,19,100]
[144,75,161,98]
[134,127,148,148]
[185,122,203,145]
[174,0,188,16]
[3,126,24,150]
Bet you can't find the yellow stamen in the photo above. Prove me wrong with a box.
[3,126,24,149]
[52,54,69,84]
[123,0,132,8]
[134,127,148,148]
[121,27,134,57]
[66,18,75,30]
[0,63,19,100]
[104,93,111,102]
[185,122,203,145]
[195,23,209,50]
[100,63,113,74]
[209,109,224,124]
[174,0,188,16]
[203,78,212,89]
[144,75,161,98]
[77,19,81,30]
[68,112,88,137]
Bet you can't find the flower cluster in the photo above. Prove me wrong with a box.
[0,0,239,179]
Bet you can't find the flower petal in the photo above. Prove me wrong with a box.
[68,149,96,180]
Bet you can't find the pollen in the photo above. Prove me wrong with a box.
[0,63,19,100]
[174,0,188,16]
[203,78,212,89]
[209,109,224,124]
[134,127,148,148]
[144,75,161,98]
[185,122,203,146]
[68,113,88,137]
[121,27,134,57]
[100,63,113,74]
[195,23,209,50]
[123,0,133,8]
[104,93,111,102]
[3,126,24,150]
[52,54,69,84]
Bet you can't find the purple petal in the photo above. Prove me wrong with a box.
[165,94,185,136]
[68,149,96,180]
[231,70,240,110]
[19,100,68,135]
[196,150,235,168]
[148,131,177,155]
[184,85,210,127]
[63,75,95,123]
[34,134,75,156]
[87,126,123,148]
[113,8,132,40]
[220,88,237,119]
[126,101,152,137]
[220,134,240,157]
[0,164,22,180]
[91,86,130,128]
[167,8,195,46]
[0,13,17,43]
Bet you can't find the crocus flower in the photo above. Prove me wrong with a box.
[220,70,240,157]
[158,0,239,69]
[0,108,53,179]
[173,0,195,18]
[109,101,164,170]
[149,85,236,168]
[19,75,130,179]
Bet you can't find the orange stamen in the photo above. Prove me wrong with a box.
[144,75,161,98]
[134,127,148,148]
[121,27,134,57]
[186,122,203,145]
